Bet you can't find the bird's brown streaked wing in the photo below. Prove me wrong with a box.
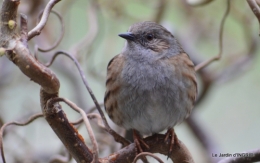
[104,54,125,122]
[167,53,198,104]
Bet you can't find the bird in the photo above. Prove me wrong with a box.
[104,21,197,155]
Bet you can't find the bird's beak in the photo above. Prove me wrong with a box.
[118,32,135,41]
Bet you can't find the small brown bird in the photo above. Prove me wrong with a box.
[104,21,197,154]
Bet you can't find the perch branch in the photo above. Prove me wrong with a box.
[101,134,194,163]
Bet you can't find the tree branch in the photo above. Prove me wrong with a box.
[101,134,194,163]
[0,0,94,162]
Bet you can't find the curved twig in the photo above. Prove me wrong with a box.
[195,0,231,72]
[133,152,164,163]
[45,51,130,146]
[37,10,65,52]
[0,113,43,163]
[47,97,99,163]
[28,0,61,40]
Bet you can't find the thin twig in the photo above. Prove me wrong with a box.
[0,113,43,163]
[195,0,231,72]
[28,0,61,40]
[133,152,164,163]
[47,97,99,163]
[45,51,130,146]
[247,0,260,35]
[37,10,64,52]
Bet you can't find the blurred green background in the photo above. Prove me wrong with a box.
[0,0,259,162]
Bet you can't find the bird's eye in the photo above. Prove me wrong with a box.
[146,34,154,41]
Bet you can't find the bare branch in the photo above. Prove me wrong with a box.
[102,134,194,163]
[247,0,260,35]
[41,90,93,163]
[28,0,61,40]
[48,97,99,163]
[1,1,93,162]
[7,41,60,94]
[195,0,231,72]
[0,113,43,163]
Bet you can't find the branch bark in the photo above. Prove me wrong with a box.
[0,0,93,162]
[101,134,194,163]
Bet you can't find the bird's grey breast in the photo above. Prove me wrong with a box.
[117,54,183,134]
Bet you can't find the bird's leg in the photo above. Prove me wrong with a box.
[164,128,180,157]
[133,129,150,152]
[133,129,150,163]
